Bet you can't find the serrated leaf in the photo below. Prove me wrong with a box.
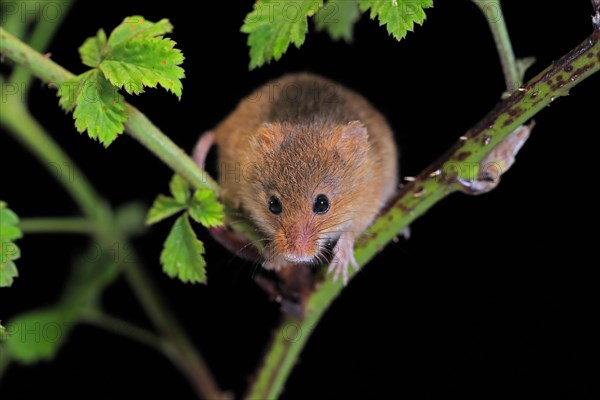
[5,309,77,364]
[60,16,185,145]
[242,0,324,69]
[189,189,224,228]
[93,16,184,98]
[100,38,184,97]
[358,0,432,40]
[315,0,361,42]
[107,16,174,48]
[0,261,19,288]
[160,215,206,284]
[0,202,22,288]
[169,174,190,204]
[79,29,107,67]
[58,74,85,112]
[146,195,186,225]
[70,70,127,147]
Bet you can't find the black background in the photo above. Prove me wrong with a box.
[1,0,599,399]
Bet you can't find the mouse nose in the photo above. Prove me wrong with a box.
[274,225,318,263]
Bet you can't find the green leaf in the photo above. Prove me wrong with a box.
[242,0,324,69]
[146,195,186,225]
[358,0,433,40]
[189,189,224,228]
[59,16,185,145]
[315,0,361,42]
[0,323,7,342]
[160,215,206,284]
[0,201,22,287]
[67,70,128,147]
[58,74,85,112]
[5,308,77,364]
[169,174,190,204]
[107,16,174,47]
[98,16,184,97]
[79,29,107,67]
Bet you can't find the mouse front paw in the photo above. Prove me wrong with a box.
[327,233,358,285]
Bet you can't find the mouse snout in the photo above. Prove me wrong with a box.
[274,224,318,264]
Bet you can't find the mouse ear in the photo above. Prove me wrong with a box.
[330,121,369,160]
[251,122,284,153]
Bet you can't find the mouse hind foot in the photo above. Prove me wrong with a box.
[327,232,359,285]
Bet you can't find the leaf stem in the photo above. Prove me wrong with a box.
[247,30,600,399]
[472,0,520,92]
[125,104,219,192]
[19,217,95,234]
[80,309,166,352]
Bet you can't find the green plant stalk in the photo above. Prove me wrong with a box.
[1,99,102,220]
[472,0,520,91]
[125,104,219,192]
[19,217,95,234]
[247,31,600,399]
[0,27,218,193]
[81,309,166,351]
[9,0,74,95]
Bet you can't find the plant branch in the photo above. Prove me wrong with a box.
[247,30,600,400]
[9,0,74,95]
[472,0,520,92]
[19,217,95,234]
[1,98,103,220]
[81,309,166,352]
[0,27,218,193]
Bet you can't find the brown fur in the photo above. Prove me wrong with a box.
[213,73,398,267]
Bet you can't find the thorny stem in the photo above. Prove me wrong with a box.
[1,28,224,399]
[247,24,600,400]
[472,0,520,92]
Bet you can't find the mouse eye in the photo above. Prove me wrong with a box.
[313,194,330,214]
[268,196,282,215]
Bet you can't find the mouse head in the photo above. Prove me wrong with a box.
[240,121,372,265]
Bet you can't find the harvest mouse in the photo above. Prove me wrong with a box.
[194,73,398,284]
